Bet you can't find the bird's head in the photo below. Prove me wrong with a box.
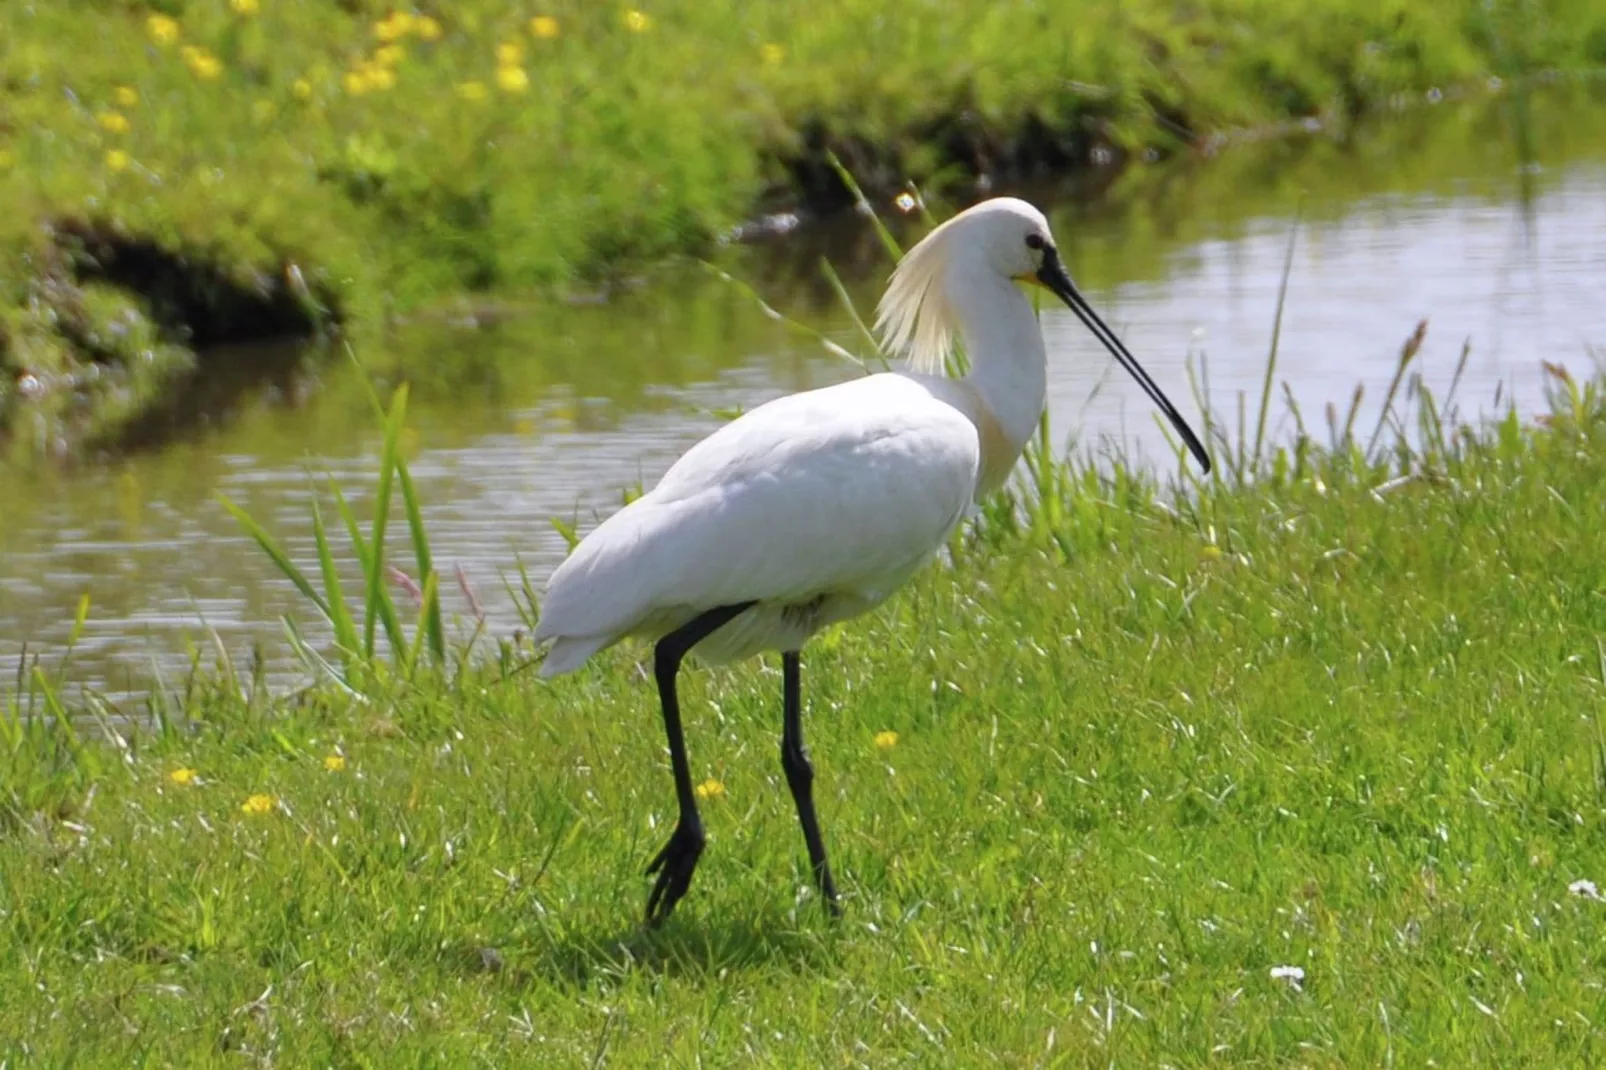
[875,196,1210,474]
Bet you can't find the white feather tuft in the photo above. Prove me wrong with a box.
[873,197,1049,376]
[873,212,967,376]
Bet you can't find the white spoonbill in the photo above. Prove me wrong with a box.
[534,197,1210,924]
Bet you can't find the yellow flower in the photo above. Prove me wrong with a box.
[104,149,130,172]
[169,767,197,785]
[1201,545,1223,560]
[374,11,414,41]
[343,70,369,95]
[415,15,442,40]
[530,15,560,39]
[623,9,651,32]
[114,86,139,108]
[240,793,276,815]
[97,111,130,134]
[183,47,223,80]
[495,65,529,93]
[367,66,396,90]
[230,0,259,15]
[874,730,899,750]
[323,754,347,772]
[374,43,405,67]
[496,41,525,66]
[694,778,725,800]
[456,80,487,101]
[146,13,180,44]
[760,42,784,65]
[292,77,313,100]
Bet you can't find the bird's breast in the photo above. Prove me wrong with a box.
[948,381,1025,497]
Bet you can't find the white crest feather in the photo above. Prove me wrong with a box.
[873,212,967,376]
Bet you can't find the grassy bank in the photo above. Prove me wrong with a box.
[3,0,1606,459]
[5,340,1606,1062]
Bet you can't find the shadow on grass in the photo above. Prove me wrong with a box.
[447,909,839,990]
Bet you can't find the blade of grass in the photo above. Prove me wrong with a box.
[1366,320,1428,460]
[30,667,78,751]
[818,257,888,367]
[1443,337,1473,424]
[329,479,374,578]
[282,618,362,700]
[1253,207,1300,472]
[404,570,441,680]
[394,442,445,669]
[505,553,540,631]
[364,385,408,663]
[1341,383,1366,451]
[825,151,905,263]
[700,261,869,371]
[310,496,360,676]
[218,495,331,620]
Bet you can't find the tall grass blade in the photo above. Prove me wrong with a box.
[1418,376,1449,460]
[1341,384,1366,451]
[700,262,869,370]
[364,385,408,663]
[405,570,441,679]
[218,495,331,620]
[506,553,541,632]
[1253,208,1300,472]
[1366,320,1427,459]
[30,667,77,750]
[394,444,446,668]
[825,151,905,263]
[330,479,374,579]
[282,617,363,701]
[310,496,360,675]
[1443,338,1474,423]
[818,257,888,366]
[1281,382,1308,441]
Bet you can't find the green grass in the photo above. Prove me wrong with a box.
[4,0,1606,457]
[5,347,1606,1062]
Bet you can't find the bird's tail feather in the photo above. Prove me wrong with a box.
[539,634,615,678]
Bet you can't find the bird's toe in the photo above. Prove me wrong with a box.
[644,821,705,925]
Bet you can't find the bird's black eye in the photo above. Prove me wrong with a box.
[1024,233,1045,251]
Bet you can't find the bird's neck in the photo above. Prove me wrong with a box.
[950,272,1048,495]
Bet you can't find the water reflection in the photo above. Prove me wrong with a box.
[3,90,1605,698]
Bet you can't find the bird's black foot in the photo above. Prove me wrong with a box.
[819,871,843,918]
[644,818,705,925]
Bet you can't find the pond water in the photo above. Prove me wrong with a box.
[3,89,1605,700]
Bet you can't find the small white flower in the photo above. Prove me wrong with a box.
[1270,965,1305,990]
[1567,878,1602,900]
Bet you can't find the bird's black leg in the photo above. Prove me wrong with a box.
[644,601,754,926]
[781,650,841,914]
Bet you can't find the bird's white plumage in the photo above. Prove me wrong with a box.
[534,196,1058,677]
[534,373,981,674]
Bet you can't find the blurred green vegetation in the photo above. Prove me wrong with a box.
[2,0,1604,459]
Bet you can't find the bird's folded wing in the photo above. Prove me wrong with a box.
[533,374,981,646]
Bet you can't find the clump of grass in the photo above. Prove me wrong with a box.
[218,374,446,697]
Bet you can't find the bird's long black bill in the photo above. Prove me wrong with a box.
[1037,250,1212,474]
